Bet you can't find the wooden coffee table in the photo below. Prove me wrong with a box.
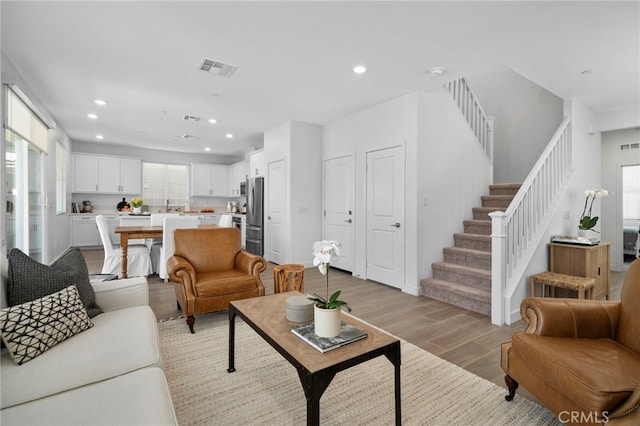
[227,292,401,426]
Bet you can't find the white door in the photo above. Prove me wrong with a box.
[324,155,355,272]
[266,159,285,264]
[366,146,405,288]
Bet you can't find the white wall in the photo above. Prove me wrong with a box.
[263,120,322,267]
[416,88,491,280]
[289,122,323,266]
[505,99,602,323]
[324,93,419,291]
[599,107,640,132]
[601,127,640,271]
[465,66,564,185]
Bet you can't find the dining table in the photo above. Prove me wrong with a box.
[114,224,217,278]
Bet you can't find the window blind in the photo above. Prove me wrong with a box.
[623,164,640,220]
[6,86,49,154]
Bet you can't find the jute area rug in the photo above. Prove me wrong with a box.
[158,312,558,425]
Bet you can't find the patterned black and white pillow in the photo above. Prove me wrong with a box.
[0,285,94,365]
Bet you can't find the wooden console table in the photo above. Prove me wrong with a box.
[549,242,610,300]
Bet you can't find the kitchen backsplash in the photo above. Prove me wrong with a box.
[70,194,244,214]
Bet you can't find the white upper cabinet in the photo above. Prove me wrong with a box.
[227,161,248,196]
[73,154,99,192]
[73,154,141,194]
[249,150,265,178]
[190,163,228,196]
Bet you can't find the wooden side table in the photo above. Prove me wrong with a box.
[273,264,305,293]
[549,242,610,300]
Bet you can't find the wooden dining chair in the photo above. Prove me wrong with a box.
[158,216,199,281]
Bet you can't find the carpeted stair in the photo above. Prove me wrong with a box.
[421,183,521,316]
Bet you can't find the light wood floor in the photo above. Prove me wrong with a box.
[81,248,626,401]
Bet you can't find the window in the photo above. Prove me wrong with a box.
[55,141,66,214]
[142,162,188,208]
[623,164,640,220]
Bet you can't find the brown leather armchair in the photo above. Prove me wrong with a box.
[167,227,266,333]
[501,259,640,425]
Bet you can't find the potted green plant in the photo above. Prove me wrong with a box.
[130,198,144,214]
[307,240,350,338]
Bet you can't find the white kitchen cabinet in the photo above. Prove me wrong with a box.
[227,161,248,196]
[190,163,227,197]
[73,154,100,192]
[71,215,101,247]
[73,154,142,194]
[249,150,265,178]
[200,213,221,225]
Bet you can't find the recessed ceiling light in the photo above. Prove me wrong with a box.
[96,134,104,140]
[353,65,367,74]
[94,100,106,106]
[225,133,233,139]
[208,118,217,124]
[87,113,98,119]
[205,147,211,152]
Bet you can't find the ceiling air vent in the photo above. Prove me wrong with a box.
[198,57,238,77]
[620,143,640,150]
[183,114,201,122]
[182,134,196,140]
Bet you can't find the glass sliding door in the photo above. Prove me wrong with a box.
[5,129,44,262]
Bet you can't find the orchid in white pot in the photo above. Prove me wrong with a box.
[307,240,350,338]
[307,240,351,312]
[578,188,609,233]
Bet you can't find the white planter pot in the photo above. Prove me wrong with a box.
[314,305,341,338]
[132,206,142,214]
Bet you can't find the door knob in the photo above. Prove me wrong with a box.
[344,219,352,223]
[390,222,401,228]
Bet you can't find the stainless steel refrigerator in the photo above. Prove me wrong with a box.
[246,177,264,256]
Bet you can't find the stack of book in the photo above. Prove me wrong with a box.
[292,322,368,353]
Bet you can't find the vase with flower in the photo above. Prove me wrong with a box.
[130,198,144,214]
[578,188,609,238]
[307,240,351,338]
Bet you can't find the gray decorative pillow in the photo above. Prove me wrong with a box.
[50,248,103,318]
[7,248,102,318]
[7,249,69,306]
[0,285,94,365]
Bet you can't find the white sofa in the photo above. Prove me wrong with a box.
[0,256,177,425]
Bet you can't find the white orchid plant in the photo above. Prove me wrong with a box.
[307,240,351,311]
[579,188,609,232]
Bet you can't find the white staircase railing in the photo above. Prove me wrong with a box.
[489,117,573,325]
[446,78,495,169]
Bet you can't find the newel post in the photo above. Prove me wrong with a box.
[487,116,495,185]
[489,210,507,325]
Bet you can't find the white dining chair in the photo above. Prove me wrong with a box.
[96,215,152,278]
[158,216,200,281]
[149,213,179,274]
[218,214,233,227]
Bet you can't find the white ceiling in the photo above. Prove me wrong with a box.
[2,1,639,159]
